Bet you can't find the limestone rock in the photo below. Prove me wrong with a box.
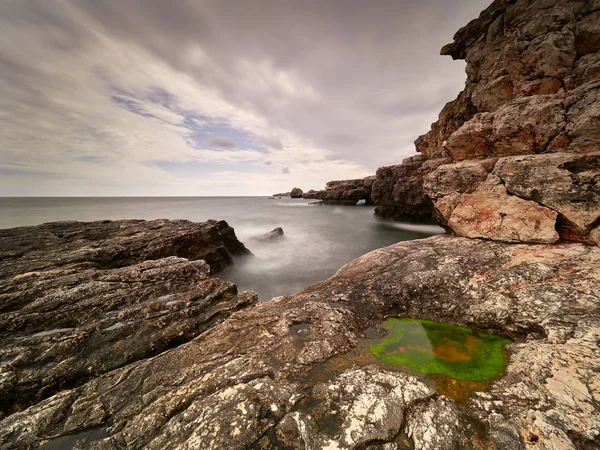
[312,176,375,206]
[494,152,600,236]
[372,156,450,222]
[0,219,252,415]
[2,235,599,449]
[447,185,560,244]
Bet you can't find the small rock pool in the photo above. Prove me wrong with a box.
[304,318,512,404]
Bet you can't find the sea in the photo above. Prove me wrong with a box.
[0,197,444,300]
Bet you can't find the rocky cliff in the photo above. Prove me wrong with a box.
[1,2,600,449]
[376,0,600,242]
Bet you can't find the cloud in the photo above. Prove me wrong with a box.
[208,136,237,149]
[282,167,290,174]
[0,0,492,195]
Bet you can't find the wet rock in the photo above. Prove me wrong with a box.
[2,235,598,449]
[247,227,285,244]
[290,188,304,198]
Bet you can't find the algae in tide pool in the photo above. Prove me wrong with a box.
[369,318,511,381]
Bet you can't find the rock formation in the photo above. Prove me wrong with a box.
[375,0,600,243]
[310,176,375,205]
[290,187,304,198]
[1,2,600,449]
[0,219,253,416]
[272,192,290,197]
[302,189,318,199]
[246,227,285,244]
[371,155,448,223]
[1,235,598,449]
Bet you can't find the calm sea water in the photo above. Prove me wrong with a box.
[0,197,443,300]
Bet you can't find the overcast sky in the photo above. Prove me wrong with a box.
[0,0,490,196]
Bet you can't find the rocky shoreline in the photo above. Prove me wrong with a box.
[0,228,598,449]
[1,0,600,449]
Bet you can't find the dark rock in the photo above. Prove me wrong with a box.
[247,227,285,244]
[312,176,375,205]
[290,187,303,198]
[272,192,291,197]
[301,190,318,199]
[372,156,450,223]
[0,219,254,416]
[1,235,598,448]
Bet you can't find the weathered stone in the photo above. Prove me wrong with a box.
[0,220,252,415]
[312,176,375,205]
[1,235,599,449]
[494,152,600,235]
[372,156,450,223]
[290,187,304,198]
[247,227,285,244]
[448,189,559,244]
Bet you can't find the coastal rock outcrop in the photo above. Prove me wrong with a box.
[371,155,449,223]
[302,190,318,199]
[375,0,600,243]
[290,187,304,198]
[2,235,598,449]
[246,227,285,244]
[312,176,375,206]
[0,219,253,415]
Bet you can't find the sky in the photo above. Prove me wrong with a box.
[0,0,491,196]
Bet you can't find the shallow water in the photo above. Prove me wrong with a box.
[0,197,444,300]
[302,319,511,404]
[370,318,511,381]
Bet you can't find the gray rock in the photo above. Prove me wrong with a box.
[247,227,285,244]
[0,219,253,415]
[290,188,304,198]
[1,235,598,449]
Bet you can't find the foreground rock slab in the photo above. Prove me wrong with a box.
[1,235,598,449]
[0,219,253,415]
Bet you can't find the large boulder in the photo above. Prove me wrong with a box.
[1,235,598,449]
[425,152,600,243]
[290,187,304,198]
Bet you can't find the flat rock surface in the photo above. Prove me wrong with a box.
[1,234,598,449]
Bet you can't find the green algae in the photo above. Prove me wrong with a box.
[369,318,511,382]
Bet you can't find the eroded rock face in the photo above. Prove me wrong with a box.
[2,235,598,449]
[374,0,600,242]
[311,176,376,206]
[425,152,600,243]
[0,219,253,415]
[290,187,304,198]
